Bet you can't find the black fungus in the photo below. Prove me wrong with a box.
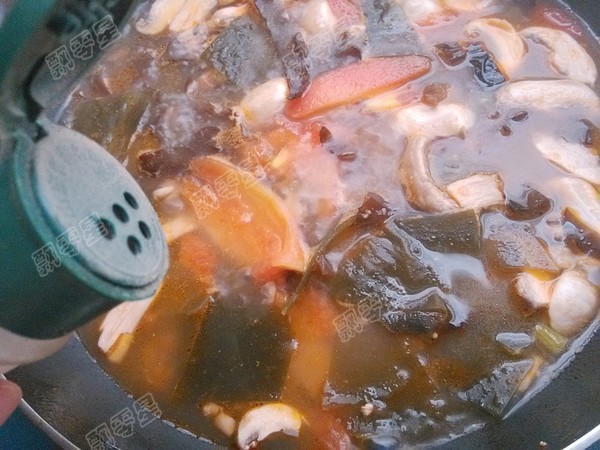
[467,43,507,89]
[505,188,553,221]
[319,126,333,143]
[510,111,529,123]
[421,83,450,108]
[434,42,468,67]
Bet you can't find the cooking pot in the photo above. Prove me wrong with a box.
[1,0,598,449]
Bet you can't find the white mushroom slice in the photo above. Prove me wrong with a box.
[210,4,249,28]
[170,0,217,33]
[521,27,597,85]
[161,214,199,243]
[153,180,179,200]
[202,403,238,437]
[136,0,216,35]
[301,0,336,36]
[397,0,443,26]
[397,104,474,212]
[136,0,187,35]
[400,136,459,212]
[98,292,158,354]
[237,403,302,449]
[534,134,600,185]
[446,173,505,209]
[238,78,289,129]
[465,18,526,77]
[497,80,600,109]
[445,0,495,11]
[214,412,237,437]
[396,103,474,139]
[548,177,600,235]
[549,270,598,336]
[514,272,553,309]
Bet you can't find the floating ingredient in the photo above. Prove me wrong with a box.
[285,56,432,119]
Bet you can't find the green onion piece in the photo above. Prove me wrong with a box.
[534,323,568,355]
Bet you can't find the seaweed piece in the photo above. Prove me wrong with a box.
[394,209,481,258]
[360,0,422,57]
[254,0,311,99]
[71,92,149,162]
[282,193,391,314]
[207,15,281,89]
[282,32,311,99]
[329,211,481,332]
[464,360,534,417]
[174,301,293,403]
[483,214,559,274]
[380,292,451,334]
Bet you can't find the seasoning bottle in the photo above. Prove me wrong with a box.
[0,121,168,373]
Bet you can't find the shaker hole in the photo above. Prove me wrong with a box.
[139,221,152,239]
[127,236,142,255]
[98,218,115,240]
[124,192,139,209]
[113,204,129,223]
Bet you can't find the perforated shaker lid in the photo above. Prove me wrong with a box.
[0,121,168,339]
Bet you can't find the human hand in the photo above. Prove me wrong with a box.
[0,379,21,426]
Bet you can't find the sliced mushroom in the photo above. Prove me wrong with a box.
[202,403,237,437]
[238,77,289,129]
[136,0,216,35]
[445,0,495,11]
[521,27,597,85]
[465,18,526,77]
[161,214,199,243]
[210,4,249,28]
[301,0,336,36]
[549,270,598,336]
[237,403,302,449]
[400,136,459,212]
[136,0,187,35]
[446,173,505,209]
[514,272,553,309]
[547,177,600,236]
[98,287,161,354]
[514,269,598,337]
[397,104,474,212]
[534,134,600,185]
[497,80,600,109]
[398,0,444,26]
[396,103,473,138]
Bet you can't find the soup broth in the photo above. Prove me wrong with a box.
[71,0,600,448]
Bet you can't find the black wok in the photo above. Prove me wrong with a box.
[4,0,600,448]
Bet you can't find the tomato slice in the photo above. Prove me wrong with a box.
[177,233,218,286]
[285,55,432,120]
[182,156,308,280]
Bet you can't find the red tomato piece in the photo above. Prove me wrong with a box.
[285,55,432,120]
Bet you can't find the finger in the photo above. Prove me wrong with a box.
[0,380,22,426]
